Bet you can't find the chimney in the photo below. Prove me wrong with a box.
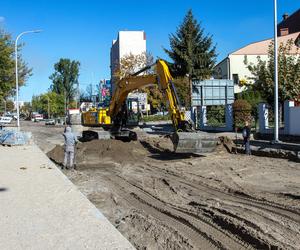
[282,13,289,20]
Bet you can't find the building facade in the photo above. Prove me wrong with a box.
[110,31,146,91]
[214,9,300,94]
[214,32,300,93]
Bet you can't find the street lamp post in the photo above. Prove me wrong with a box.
[273,0,279,142]
[15,30,42,129]
[47,95,50,119]
[3,100,6,114]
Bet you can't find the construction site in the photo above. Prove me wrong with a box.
[1,2,300,249]
[2,54,300,250]
[1,50,300,250]
[15,120,297,250]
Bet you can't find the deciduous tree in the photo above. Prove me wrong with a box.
[32,92,65,117]
[0,29,32,101]
[49,58,80,108]
[247,39,300,104]
[113,52,165,112]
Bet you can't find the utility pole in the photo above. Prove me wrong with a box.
[273,0,279,143]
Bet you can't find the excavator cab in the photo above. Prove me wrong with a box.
[126,98,141,127]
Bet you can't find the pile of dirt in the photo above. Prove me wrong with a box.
[47,144,65,164]
[218,136,236,153]
[47,139,149,166]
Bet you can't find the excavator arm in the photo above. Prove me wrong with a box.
[108,75,157,121]
[109,60,189,131]
[107,59,217,154]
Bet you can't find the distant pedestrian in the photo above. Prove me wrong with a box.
[242,121,251,155]
[62,126,77,169]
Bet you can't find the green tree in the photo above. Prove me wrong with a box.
[233,99,252,128]
[49,58,80,109]
[172,77,190,107]
[247,39,300,104]
[0,29,32,101]
[32,92,65,118]
[236,87,263,118]
[20,102,32,118]
[164,9,217,107]
[5,99,14,112]
[164,9,217,79]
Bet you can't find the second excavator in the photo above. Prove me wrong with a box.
[82,59,217,154]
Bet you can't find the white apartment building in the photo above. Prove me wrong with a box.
[110,31,146,91]
[214,32,300,93]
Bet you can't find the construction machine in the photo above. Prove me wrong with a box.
[82,59,217,153]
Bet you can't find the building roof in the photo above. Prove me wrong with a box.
[278,8,300,35]
[231,32,300,55]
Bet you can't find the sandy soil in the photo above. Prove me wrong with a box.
[24,122,300,249]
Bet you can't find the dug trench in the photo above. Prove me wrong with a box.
[47,137,300,249]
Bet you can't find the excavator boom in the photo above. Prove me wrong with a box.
[107,59,217,154]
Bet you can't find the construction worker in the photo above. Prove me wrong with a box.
[242,121,251,155]
[62,126,77,169]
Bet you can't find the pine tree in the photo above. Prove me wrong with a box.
[164,9,217,80]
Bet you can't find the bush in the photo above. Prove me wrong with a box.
[233,99,252,128]
[206,105,225,127]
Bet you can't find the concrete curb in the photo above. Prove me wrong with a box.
[0,144,135,250]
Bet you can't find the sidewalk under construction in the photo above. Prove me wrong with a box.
[0,143,134,250]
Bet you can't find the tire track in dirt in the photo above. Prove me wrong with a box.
[136,164,300,249]
[104,175,219,249]
[108,174,253,250]
[147,163,300,221]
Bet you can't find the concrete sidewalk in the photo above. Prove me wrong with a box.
[0,144,134,250]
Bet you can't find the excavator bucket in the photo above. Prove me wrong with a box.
[171,132,217,154]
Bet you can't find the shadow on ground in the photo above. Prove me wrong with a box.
[139,140,203,161]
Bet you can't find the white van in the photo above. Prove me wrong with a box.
[0,116,13,124]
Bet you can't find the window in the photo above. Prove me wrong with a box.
[232,74,239,85]
[280,28,289,36]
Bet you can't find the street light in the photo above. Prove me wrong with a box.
[273,0,279,143]
[47,95,50,119]
[3,100,6,114]
[15,29,42,129]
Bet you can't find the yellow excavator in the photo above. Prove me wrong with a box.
[82,59,217,153]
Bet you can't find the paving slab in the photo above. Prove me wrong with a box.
[0,144,134,250]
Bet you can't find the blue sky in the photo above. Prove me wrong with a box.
[0,0,299,101]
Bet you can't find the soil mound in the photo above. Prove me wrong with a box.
[47,144,64,164]
[47,139,148,166]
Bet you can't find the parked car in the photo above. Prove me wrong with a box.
[31,113,43,122]
[45,119,55,125]
[0,116,13,124]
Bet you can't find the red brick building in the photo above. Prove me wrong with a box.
[278,9,300,36]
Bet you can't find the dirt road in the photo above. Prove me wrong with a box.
[24,122,300,249]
